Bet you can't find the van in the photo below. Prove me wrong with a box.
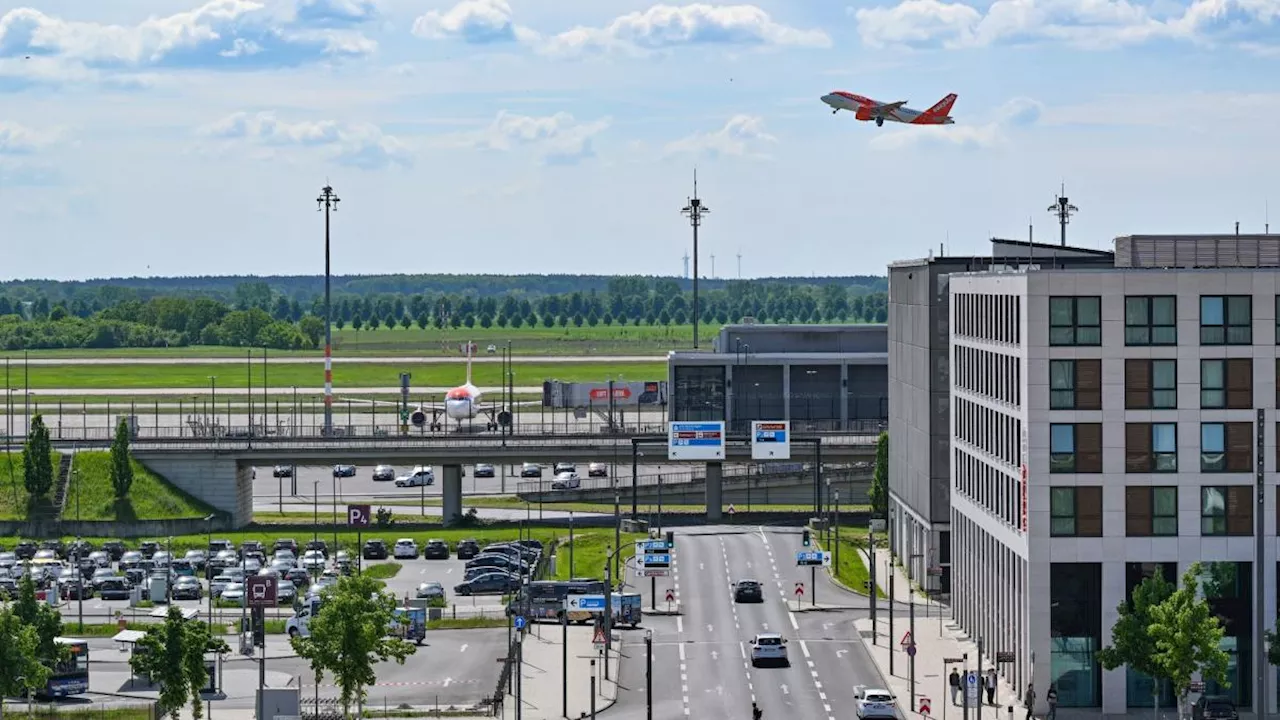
[285,595,325,638]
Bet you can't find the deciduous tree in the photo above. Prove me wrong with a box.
[869,431,888,518]
[110,416,134,498]
[129,605,227,720]
[21,414,53,498]
[0,606,50,720]
[1099,570,1176,715]
[1147,564,1230,719]
[12,574,64,663]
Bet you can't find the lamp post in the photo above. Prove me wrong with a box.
[312,479,320,546]
[680,171,710,349]
[207,377,217,434]
[569,511,575,578]
[317,185,340,437]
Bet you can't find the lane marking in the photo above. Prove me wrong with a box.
[677,616,683,633]
[459,644,468,653]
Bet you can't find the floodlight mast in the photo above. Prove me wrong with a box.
[681,171,710,349]
[317,184,340,437]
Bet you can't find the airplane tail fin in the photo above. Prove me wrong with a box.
[923,93,957,118]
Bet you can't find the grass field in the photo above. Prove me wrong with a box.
[813,525,884,599]
[67,452,216,521]
[362,562,403,580]
[11,325,696,359]
[0,452,62,519]
[14,359,664,390]
[10,392,545,408]
[551,530,645,582]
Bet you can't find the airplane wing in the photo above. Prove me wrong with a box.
[877,100,908,114]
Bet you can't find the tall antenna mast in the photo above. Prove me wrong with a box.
[1048,183,1079,246]
[682,252,690,278]
[681,168,711,349]
[711,253,716,279]
[736,249,742,279]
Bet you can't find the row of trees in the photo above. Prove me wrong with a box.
[0,276,888,350]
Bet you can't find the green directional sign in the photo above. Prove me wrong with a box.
[400,410,410,421]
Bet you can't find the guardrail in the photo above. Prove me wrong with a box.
[512,463,870,496]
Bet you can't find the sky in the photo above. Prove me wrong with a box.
[1,0,1278,281]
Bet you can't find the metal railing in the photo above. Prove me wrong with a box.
[516,466,874,498]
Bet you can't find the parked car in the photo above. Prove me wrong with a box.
[456,539,481,560]
[285,568,311,589]
[1193,695,1239,720]
[750,633,789,667]
[171,576,203,601]
[101,541,129,561]
[486,344,498,354]
[395,466,435,487]
[734,579,763,603]
[333,464,357,477]
[275,579,297,605]
[372,465,396,482]
[553,462,576,475]
[274,539,299,556]
[474,463,495,478]
[208,539,235,556]
[588,462,608,477]
[454,572,521,596]
[854,687,898,719]
[423,539,450,560]
[520,463,542,478]
[393,539,419,559]
[305,540,329,558]
[466,554,528,576]
[221,582,246,606]
[415,581,445,600]
[301,550,327,572]
[273,465,293,478]
[551,472,581,490]
[97,578,132,601]
[362,540,388,560]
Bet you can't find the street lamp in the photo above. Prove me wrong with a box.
[203,514,216,621]
[207,377,217,435]
[317,184,340,437]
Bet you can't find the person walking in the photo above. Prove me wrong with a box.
[1045,684,1058,720]
[1024,683,1036,720]
[752,701,763,719]
[985,667,997,705]
[949,668,962,705]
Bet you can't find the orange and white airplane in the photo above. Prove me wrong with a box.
[820,91,957,127]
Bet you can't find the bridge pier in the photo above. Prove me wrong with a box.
[442,464,463,526]
[705,462,723,521]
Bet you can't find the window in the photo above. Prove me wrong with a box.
[1050,486,1103,537]
[1200,295,1252,345]
[1125,296,1177,345]
[1126,487,1178,536]
[1125,423,1178,473]
[1200,359,1252,409]
[1201,486,1253,536]
[1050,423,1102,473]
[1124,359,1177,410]
[1201,422,1253,473]
[1050,297,1102,346]
[1049,359,1102,410]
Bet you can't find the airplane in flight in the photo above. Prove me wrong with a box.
[820,91,957,127]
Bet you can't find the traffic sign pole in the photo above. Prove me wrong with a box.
[811,565,816,607]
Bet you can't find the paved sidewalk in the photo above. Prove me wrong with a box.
[502,624,621,719]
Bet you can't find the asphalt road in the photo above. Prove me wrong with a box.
[20,355,662,366]
[607,526,891,720]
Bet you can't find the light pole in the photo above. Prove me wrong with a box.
[312,479,320,547]
[680,170,710,349]
[207,377,217,434]
[317,184,340,437]
[569,511,575,578]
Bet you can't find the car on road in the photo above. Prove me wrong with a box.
[1193,695,1239,720]
[588,462,608,477]
[423,539,450,560]
[456,539,481,560]
[551,471,581,490]
[363,540,389,560]
[520,463,542,478]
[395,466,435,487]
[854,687,898,718]
[749,633,789,667]
[415,581,445,600]
[474,463,495,478]
[172,576,203,600]
[454,572,521,596]
[273,465,293,478]
[373,465,396,482]
[734,580,764,603]
[393,539,419,559]
[486,344,498,354]
[553,462,576,475]
[333,464,357,477]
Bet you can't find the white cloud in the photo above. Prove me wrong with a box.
[663,115,776,158]
[455,111,612,165]
[0,121,61,154]
[197,111,411,169]
[541,4,831,57]
[295,0,379,25]
[853,0,1280,49]
[868,96,1042,150]
[411,0,536,44]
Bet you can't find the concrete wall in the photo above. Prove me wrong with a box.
[0,516,235,538]
[134,453,254,527]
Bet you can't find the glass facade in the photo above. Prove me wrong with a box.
[672,365,726,422]
[1124,563,1178,708]
[1050,563,1102,707]
[1201,561,1252,707]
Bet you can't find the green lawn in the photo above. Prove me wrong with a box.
[65,452,217,521]
[362,562,403,580]
[0,452,62,520]
[427,617,508,630]
[550,530,646,582]
[812,525,885,599]
[16,392,543,407]
[18,360,664,390]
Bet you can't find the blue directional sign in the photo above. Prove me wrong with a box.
[642,554,672,566]
[514,616,527,630]
[668,421,725,460]
[567,595,606,611]
[641,540,672,552]
[795,551,825,567]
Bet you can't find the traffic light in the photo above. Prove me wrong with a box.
[666,530,675,548]
[802,530,811,547]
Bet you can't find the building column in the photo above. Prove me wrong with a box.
[781,364,791,421]
[1100,561,1126,713]
[840,364,849,430]
[725,363,734,426]
[441,464,463,526]
[705,462,723,520]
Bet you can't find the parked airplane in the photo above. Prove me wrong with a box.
[820,91,957,127]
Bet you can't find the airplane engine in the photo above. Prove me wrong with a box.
[855,107,874,121]
[410,407,427,427]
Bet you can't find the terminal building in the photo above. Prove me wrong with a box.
[667,323,888,434]
[898,234,1280,716]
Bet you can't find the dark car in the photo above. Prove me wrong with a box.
[172,576,203,600]
[473,463,495,478]
[68,539,95,558]
[456,539,480,560]
[1193,696,1239,720]
[363,540,388,560]
[466,554,528,576]
[14,541,37,560]
[102,541,129,561]
[454,572,521,596]
[520,463,542,478]
[273,465,294,478]
[240,540,264,555]
[40,539,67,558]
[285,568,311,589]
[423,539,450,560]
[734,579,764,603]
[64,581,95,600]
[97,578,132,601]
[274,539,299,556]
[333,464,356,478]
[372,465,396,482]
[139,541,161,558]
[305,540,329,558]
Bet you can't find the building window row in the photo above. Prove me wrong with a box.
[954,292,1021,345]
[1051,485,1254,537]
[1048,357,1259,411]
[955,343,1021,407]
[954,396,1022,469]
[1049,294,1280,347]
[1052,421,1255,474]
[954,447,1020,529]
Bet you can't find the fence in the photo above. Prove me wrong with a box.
[514,462,871,496]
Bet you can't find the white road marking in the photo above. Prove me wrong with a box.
[677,616,683,633]
[459,644,468,653]
[740,642,746,659]
[800,641,812,659]
[707,624,713,633]
[679,644,686,662]
[781,684,790,695]
[788,611,799,630]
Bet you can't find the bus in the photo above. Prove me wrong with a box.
[512,580,606,624]
[43,638,90,697]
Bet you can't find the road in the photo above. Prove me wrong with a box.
[607,526,889,720]
[15,355,663,366]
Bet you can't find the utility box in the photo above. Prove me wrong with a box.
[148,576,169,604]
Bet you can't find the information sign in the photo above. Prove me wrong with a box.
[566,595,606,611]
[751,421,791,460]
[667,421,725,460]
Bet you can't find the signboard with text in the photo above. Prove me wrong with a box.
[751,421,791,460]
[668,421,725,460]
[245,575,277,608]
[348,504,372,527]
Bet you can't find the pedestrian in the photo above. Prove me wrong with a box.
[1024,683,1036,720]
[985,667,997,705]
[752,701,763,720]
[1046,684,1058,720]
[949,668,961,705]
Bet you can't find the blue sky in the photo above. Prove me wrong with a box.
[1,0,1277,280]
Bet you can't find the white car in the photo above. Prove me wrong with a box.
[301,550,327,571]
[395,466,435,487]
[854,687,899,718]
[551,471,581,490]
[749,632,789,667]
[393,539,419,559]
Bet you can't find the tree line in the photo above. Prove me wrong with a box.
[0,275,889,351]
